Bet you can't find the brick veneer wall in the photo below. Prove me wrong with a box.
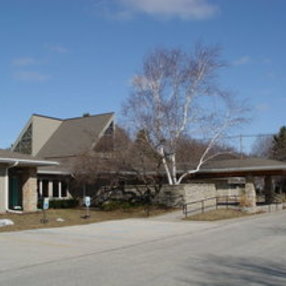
[22,167,38,212]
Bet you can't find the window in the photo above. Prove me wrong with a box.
[53,181,59,197]
[42,180,49,198]
[14,123,33,154]
[104,122,114,136]
[61,181,68,197]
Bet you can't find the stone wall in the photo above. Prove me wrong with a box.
[155,183,217,208]
[156,185,185,207]
[125,182,246,209]
[22,168,38,212]
[215,182,244,197]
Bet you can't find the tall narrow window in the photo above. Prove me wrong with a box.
[104,122,114,136]
[42,180,49,198]
[14,124,33,154]
[61,181,68,197]
[53,181,59,197]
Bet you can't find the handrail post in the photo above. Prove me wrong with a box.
[183,204,187,218]
[185,204,188,218]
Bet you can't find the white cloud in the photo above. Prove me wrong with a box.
[232,56,251,66]
[96,0,219,20]
[47,44,69,54]
[12,57,38,66]
[13,71,50,82]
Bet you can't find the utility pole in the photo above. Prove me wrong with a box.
[240,134,243,159]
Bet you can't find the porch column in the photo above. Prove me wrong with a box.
[264,176,274,204]
[48,181,53,198]
[22,168,38,212]
[58,181,62,198]
[245,176,256,209]
[39,180,43,197]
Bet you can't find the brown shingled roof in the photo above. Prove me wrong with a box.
[36,113,114,159]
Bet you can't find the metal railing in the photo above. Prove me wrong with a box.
[182,195,240,218]
[182,194,285,218]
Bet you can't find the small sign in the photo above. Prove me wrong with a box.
[43,198,49,210]
[84,196,91,207]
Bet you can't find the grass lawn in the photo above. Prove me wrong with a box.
[0,206,173,232]
[184,209,261,221]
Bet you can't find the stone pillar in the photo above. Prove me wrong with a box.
[264,176,274,204]
[22,168,38,212]
[245,176,256,209]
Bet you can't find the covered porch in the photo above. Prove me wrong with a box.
[193,158,286,207]
[0,150,58,213]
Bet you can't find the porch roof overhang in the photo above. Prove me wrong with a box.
[0,149,59,168]
[194,159,286,179]
[0,157,59,167]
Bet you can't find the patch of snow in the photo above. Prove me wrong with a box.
[0,219,14,227]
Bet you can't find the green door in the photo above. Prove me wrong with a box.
[9,176,22,210]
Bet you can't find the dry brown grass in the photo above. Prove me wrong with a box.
[0,206,173,232]
[184,209,254,221]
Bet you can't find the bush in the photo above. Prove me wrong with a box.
[100,200,139,211]
[38,199,79,209]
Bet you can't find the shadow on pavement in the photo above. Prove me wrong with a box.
[178,255,286,285]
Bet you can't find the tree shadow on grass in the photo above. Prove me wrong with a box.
[177,255,286,286]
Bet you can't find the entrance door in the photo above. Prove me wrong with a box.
[9,176,22,210]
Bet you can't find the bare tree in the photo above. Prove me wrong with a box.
[122,44,247,185]
[71,126,163,208]
[251,135,273,158]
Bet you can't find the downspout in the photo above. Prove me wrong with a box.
[5,161,19,212]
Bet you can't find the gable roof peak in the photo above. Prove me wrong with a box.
[32,114,63,121]
[63,112,115,122]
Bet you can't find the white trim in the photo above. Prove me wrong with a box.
[59,181,62,198]
[5,161,20,211]
[39,180,43,197]
[37,170,71,175]
[90,113,115,151]
[199,165,286,173]
[48,181,53,197]
[0,158,58,166]
[4,168,8,211]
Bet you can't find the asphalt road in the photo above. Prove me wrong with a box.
[0,211,286,285]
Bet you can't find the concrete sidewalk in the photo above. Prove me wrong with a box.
[147,210,185,222]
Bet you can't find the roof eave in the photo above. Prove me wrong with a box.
[0,158,59,167]
[199,165,286,173]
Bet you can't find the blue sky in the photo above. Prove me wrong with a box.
[0,0,285,151]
